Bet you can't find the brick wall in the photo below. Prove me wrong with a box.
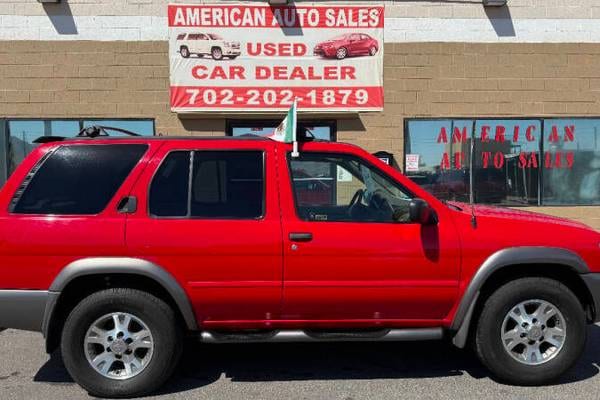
[1,40,600,228]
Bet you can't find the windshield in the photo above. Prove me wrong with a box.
[207,34,223,40]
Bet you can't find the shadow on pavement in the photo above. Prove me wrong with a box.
[34,325,600,396]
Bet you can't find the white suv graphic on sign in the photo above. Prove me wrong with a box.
[176,33,241,60]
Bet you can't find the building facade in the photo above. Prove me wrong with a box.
[1,0,600,228]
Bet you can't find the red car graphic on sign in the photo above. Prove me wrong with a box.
[314,33,379,60]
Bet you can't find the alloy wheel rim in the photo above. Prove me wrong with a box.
[370,47,377,55]
[337,48,347,59]
[84,312,154,380]
[501,299,566,365]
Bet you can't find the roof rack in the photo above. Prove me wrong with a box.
[31,126,324,144]
[33,125,141,144]
[77,125,141,138]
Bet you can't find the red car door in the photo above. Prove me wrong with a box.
[126,140,283,327]
[278,145,461,325]
[347,33,363,56]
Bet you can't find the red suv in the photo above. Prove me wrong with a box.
[314,33,379,59]
[1,135,600,397]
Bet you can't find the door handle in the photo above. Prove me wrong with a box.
[289,232,313,242]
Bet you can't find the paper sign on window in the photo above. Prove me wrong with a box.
[405,154,420,172]
[337,166,353,182]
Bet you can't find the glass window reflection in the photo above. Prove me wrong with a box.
[543,119,600,205]
[472,120,541,205]
[407,118,600,206]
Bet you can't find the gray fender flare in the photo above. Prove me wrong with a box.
[42,257,198,334]
[451,247,589,348]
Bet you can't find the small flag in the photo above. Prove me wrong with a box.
[267,99,299,157]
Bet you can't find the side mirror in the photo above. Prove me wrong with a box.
[409,198,437,225]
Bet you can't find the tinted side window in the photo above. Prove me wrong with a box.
[149,151,191,217]
[191,152,264,218]
[149,151,264,219]
[12,144,147,215]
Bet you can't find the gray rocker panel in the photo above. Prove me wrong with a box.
[0,290,49,332]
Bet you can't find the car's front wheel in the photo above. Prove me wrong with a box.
[475,277,586,385]
[211,47,223,60]
[61,288,182,398]
[336,47,348,60]
[180,46,190,58]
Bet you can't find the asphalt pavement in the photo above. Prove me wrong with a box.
[1,325,600,400]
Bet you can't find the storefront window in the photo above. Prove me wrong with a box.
[405,119,471,203]
[2,119,154,186]
[0,121,6,183]
[7,120,81,178]
[406,118,600,206]
[543,119,600,205]
[228,120,335,141]
[472,120,540,205]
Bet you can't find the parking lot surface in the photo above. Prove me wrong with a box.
[1,325,600,400]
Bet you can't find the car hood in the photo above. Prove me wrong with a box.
[445,201,600,273]
[447,201,591,230]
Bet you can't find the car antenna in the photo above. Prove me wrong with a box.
[469,122,477,229]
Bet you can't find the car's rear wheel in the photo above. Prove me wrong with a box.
[61,288,182,398]
[369,46,377,56]
[180,46,190,58]
[475,277,586,385]
[336,47,348,60]
[212,47,223,60]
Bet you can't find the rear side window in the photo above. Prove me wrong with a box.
[149,151,264,219]
[11,144,147,215]
[149,151,191,217]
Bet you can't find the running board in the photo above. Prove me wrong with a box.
[199,328,443,343]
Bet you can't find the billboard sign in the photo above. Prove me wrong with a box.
[168,3,384,112]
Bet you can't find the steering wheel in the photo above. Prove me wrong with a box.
[349,189,364,208]
[347,188,365,218]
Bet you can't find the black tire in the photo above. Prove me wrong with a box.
[369,46,377,56]
[211,47,223,60]
[180,46,190,58]
[475,277,586,385]
[61,288,182,398]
